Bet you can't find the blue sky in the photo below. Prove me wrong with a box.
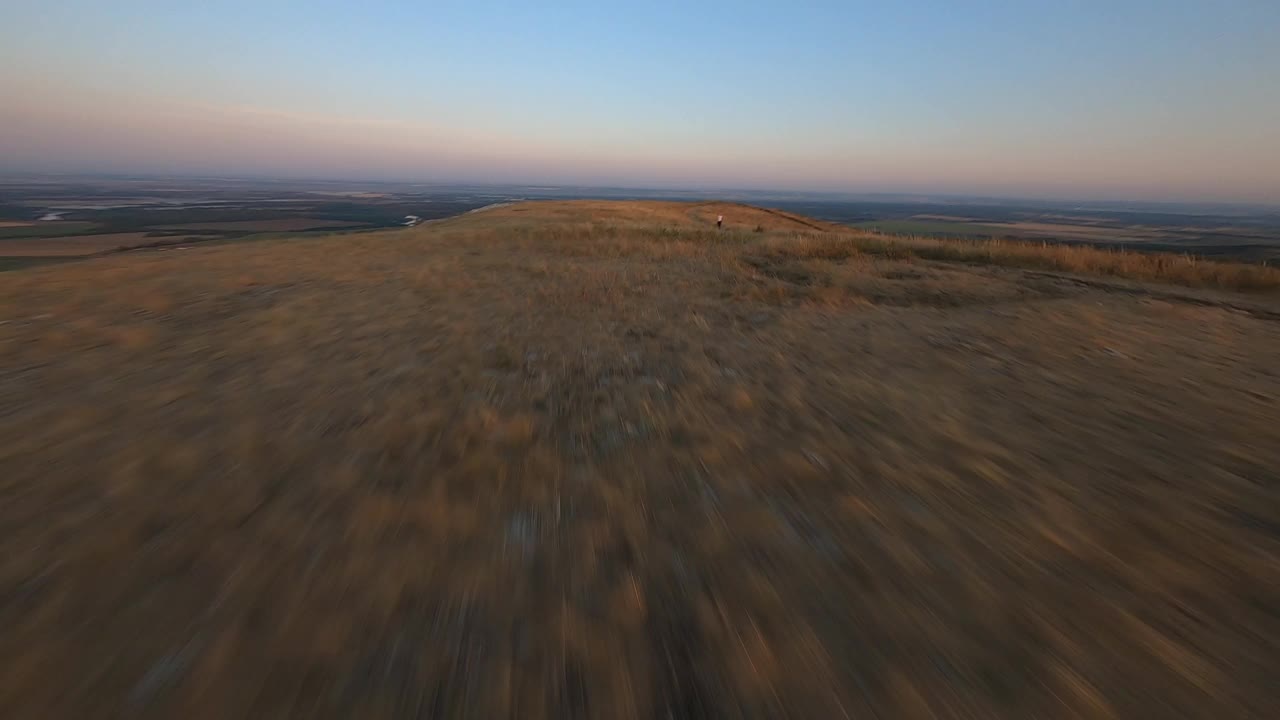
[2,0,1278,201]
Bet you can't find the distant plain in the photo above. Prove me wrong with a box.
[2,177,1278,269]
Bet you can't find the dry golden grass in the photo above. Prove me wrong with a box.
[766,230,1280,293]
[891,234,1280,292]
[467,201,1280,293]
[1,200,1278,719]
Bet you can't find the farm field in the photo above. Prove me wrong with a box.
[154,218,368,232]
[0,233,217,257]
[0,222,98,239]
[853,219,1005,237]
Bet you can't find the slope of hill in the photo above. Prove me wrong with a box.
[2,201,1278,718]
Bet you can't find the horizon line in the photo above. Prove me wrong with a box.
[2,169,1277,211]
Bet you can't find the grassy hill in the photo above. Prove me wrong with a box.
[2,201,1278,718]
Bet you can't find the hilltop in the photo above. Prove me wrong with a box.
[2,201,1278,718]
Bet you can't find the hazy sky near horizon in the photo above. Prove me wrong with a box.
[2,1,1278,202]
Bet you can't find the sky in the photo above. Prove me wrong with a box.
[2,0,1278,203]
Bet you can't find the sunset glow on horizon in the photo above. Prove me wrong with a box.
[3,0,1278,203]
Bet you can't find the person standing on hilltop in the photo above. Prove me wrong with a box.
[717,214,723,230]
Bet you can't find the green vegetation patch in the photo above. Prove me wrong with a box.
[852,220,1006,238]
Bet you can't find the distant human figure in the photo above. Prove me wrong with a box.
[717,214,723,230]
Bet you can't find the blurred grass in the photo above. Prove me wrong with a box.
[1,200,1278,718]
[758,231,1280,293]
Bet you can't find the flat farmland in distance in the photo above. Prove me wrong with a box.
[853,219,1005,237]
[986,221,1167,242]
[910,214,988,222]
[0,222,99,239]
[0,233,214,257]
[154,218,369,232]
